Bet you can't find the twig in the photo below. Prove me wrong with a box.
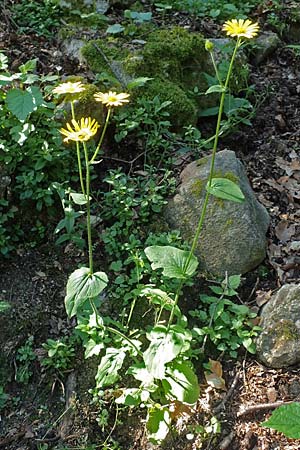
[219,431,235,450]
[214,370,240,414]
[237,400,295,418]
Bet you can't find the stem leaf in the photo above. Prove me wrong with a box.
[162,361,200,404]
[206,178,245,203]
[65,267,108,317]
[205,84,226,95]
[144,245,198,279]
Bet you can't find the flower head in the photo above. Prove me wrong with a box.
[222,19,259,39]
[94,91,130,107]
[53,81,86,95]
[60,117,100,143]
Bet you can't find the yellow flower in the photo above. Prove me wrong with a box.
[60,117,100,143]
[222,19,259,39]
[53,81,86,95]
[94,91,130,107]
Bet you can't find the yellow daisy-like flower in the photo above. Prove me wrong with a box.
[53,81,86,95]
[60,117,100,143]
[222,19,259,39]
[94,91,130,107]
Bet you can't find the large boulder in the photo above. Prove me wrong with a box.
[165,150,270,277]
[256,284,300,368]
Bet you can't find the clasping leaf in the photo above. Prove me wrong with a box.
[144,245,198,279]
[206,178,245,203]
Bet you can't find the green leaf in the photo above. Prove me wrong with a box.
[198,106,219,117]
[115,388,149,406]
[261,403,300,438]
[127,77,153,89]
[144,245,198,279]
[106,24,125,34]
[143,325,191,379]
[163,361,199,404]
[147,406,171,443]
[6,89,35,121]
[95,347,126,388]
[19,58,38,74]
[206,178,245,203]
[64,267,108,317]
[70,192,90,205]
[84,339,104,358]
[205,84,226,95]
[0,301,10,313]
[139,286,174,306]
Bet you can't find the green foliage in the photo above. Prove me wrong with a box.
[16,336,37,384]
[190,275,260,358]
[0,56,78,254]
[145,245,198,279]
[41,337,76,372]
[261,403,300,438]
[10,0,63,38]
[152,0,260,21]
[0,301,10,313]
[0,386,9,410]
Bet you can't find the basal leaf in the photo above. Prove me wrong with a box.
[261,403,300,438]
[95,347,126,388]
[70,192,90,205]
[147,406,171,443]
[163,361,200,404]
[143,325,191,379]
[64,267,108,317]
[144,245,198,279]
[206,178,245,203]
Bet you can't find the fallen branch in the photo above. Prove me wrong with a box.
[237,400,295,418]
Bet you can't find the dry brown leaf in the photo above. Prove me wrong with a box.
[275,220,296,243]
[205,359,226,391]
[255,289,273,307]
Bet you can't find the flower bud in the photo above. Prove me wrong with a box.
[205,40,214,52]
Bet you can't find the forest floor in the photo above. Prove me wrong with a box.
[0,1,300,449]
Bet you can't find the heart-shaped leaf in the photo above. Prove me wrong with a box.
[64,267,108,317]
[144,246,198,279]
[261,403,300,438]
[163,361,200,404]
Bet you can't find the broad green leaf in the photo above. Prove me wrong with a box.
[64,267,108,317]
[163,361,200,404]
[6,89,35,121]
[106,24,124,34]
[70,192,90,205]
[0,52,8,70]
[0,301,10,313]
[115,388,149,406]
[95,348,126,388]
[206,178,245,203]
[127,363,157,391]
[144,245,198,279]
[261,403,300,438]
[143,325,191,379]
[147,406,171,443]
[84,339,105,358]
[198,106,219,117]
[205,84,226,95]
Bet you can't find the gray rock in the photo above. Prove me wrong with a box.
[253,31,281,65]
[61,38,86,63]
[165,150,270,277]
[256,284,300,368]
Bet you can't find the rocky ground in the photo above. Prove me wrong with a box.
[0,1,300,449]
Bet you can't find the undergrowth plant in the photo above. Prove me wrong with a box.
[0,54,77,254]
[59,18,260,444]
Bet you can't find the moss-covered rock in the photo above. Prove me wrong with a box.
[80,26,250,129]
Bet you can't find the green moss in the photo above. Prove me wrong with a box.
[271,320,300,342]
[190,179,205,196]
[81,39,130,76]
[139,79,197,129]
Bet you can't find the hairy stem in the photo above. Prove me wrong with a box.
[90,107,111,164]
[70,101,86,196]
[83,142,93,274]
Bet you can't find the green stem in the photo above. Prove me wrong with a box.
[90,299,142,356]
[83,142,93,274]
[168,38,241,327]
[209,51,223,86]
[70,101,86,196]
[90,107,112,164]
